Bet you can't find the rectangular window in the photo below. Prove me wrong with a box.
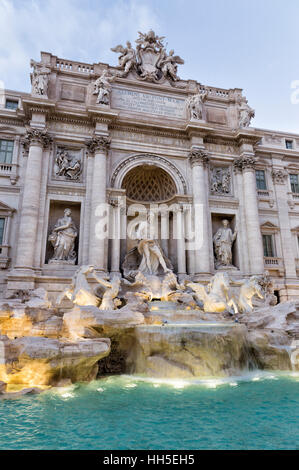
[290,174,299,193]
[0,140,14,164]
[0,218,5,245]
[256,170,267,190]
[286,140,293,149]
[5,100,18,110]
[263,234,275,257]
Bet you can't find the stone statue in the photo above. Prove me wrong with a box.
[93,70,113,105]
[54,149,82,180]
[136,219,171,276]
[111,30,184,84]
[187,90,208,120]
[95,277,122,310]
[111,41,136,77]
[57,265,102,307]
[238,98,255,128]
[159,49,184,82]
[30,60,51,97]
[213,219,237,268]
[48,208,78,264]
[238,276,264,313]
[187,272,238,314]
[210,167,231,194]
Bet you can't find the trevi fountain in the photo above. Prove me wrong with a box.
[0,29,298,450]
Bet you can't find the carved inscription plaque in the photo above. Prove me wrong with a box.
[112,87,186,119]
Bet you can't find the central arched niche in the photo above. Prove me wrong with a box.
[121,164,177,202]
[119,164,178,272]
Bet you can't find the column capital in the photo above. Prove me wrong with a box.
[86,135,111,155]
[272,168,288,185]
[189,147,209,167]
[233,155,257,172]
[23,128,53,151]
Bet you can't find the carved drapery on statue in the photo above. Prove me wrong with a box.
[111,30,184,85]
[48,208,78,264]
[122,219,173,280]
[30,59,51,97]
[186,90,208,120]
[213,219,237,269]
[92,69,114,106]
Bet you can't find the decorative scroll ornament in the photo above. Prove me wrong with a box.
[54,148,82,181]
[111,30,184,85]
[210,167,231,194]
[272,168,288,185]
[86,136,111,154]
[189,147,209,167]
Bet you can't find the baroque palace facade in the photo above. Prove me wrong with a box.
[0,30,299,302]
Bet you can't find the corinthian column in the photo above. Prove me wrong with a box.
[240,155,264,274]
[15,129,52,270]
[86,135,111,271]
[189,147,211,274]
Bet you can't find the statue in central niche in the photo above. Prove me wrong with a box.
[213,219,237,268]
[136,219,171,275]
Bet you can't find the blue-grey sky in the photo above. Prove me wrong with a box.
[1,0,298,133]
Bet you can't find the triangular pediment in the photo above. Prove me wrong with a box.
[0,200,16,212]
[260,221,279,231]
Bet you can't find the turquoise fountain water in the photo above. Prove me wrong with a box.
[0,372,298,450]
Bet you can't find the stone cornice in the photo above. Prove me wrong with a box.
[86,135,111,154]
[189,147,209,167]
[22,97,56,120]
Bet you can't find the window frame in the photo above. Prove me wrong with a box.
[0,139,14,164]
[255,169,267,190]
[262,234,276,258]
[290,173,299,194]
[5,99,18,110]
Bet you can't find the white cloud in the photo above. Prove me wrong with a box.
[0,0,160,91]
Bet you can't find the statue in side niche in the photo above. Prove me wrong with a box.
[213,219,237,268]
[48,208,78,263]
[93,70,113,105]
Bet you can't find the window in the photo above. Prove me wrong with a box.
[263,234,275,257]
[256,170,267,190]
[290,174,299,193]
[286,140,293,149]
[0,218,5,245]
[0,140,14,164]
[5,100,18,110]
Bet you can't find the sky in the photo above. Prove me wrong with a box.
[0,0,299,133]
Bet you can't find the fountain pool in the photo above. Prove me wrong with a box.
[0,371,298,450]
